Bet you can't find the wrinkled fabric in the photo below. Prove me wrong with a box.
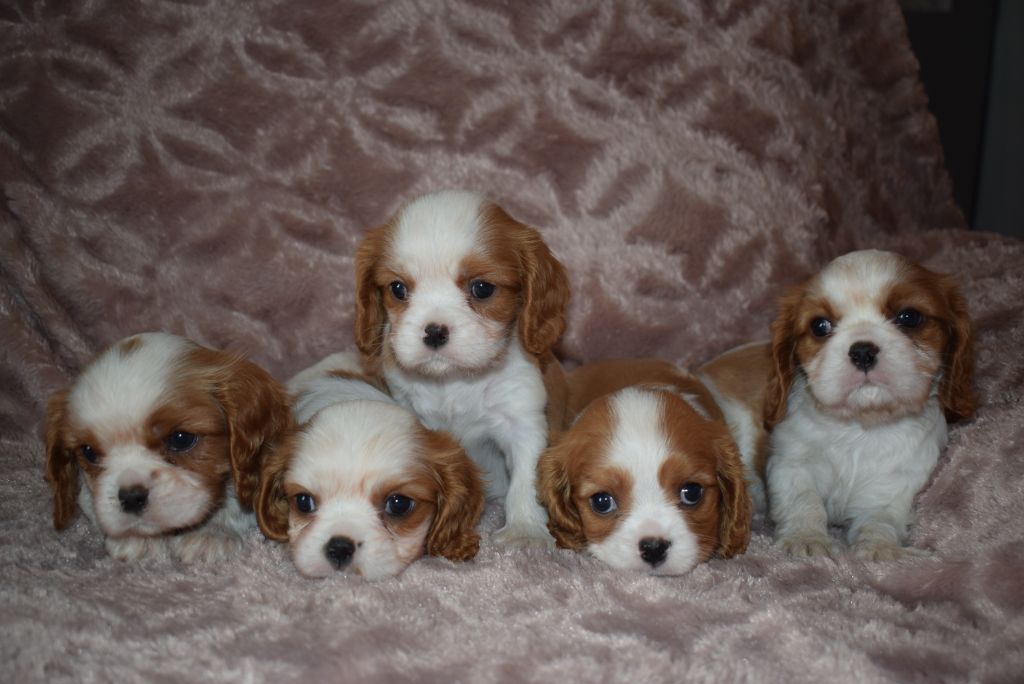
[1,1,1021,682]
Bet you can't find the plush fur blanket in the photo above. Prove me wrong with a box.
[2,0,1022,681]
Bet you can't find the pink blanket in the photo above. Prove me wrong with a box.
[2,1,1021,681]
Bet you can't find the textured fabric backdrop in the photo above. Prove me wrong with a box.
[1,1,1022,682]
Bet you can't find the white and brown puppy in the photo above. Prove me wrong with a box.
[537,346,769,574]
[765,249,975,560]
[355,190,570,548]
[44,332,291,562]
[256,353,485,579]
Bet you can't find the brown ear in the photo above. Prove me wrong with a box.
[201,352,292,510]
[764,287,802,430]
[255,432,294,542]
[506,217,570,357]
[542,354,569,435]
[713,435,751,558]
[354,225,391,358]
[43,389,78,530]
[423,430,485,561]
[536,439,587,550]
[938,277,976,422]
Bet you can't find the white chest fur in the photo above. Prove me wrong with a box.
[384,337,552,546]
[387,340,545,481]
[767,375,948,558]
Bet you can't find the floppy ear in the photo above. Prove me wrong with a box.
[536,438,587,550]
[764,287,802,430]
[43,389,78,530]
[938,277,976,423]
[506,218,570,358]
[713,435,751,558]
[354,225,391,358]
[542,357,569,435]
[422,430,485,561]
[207,354,293,510]
[255,431,295,542]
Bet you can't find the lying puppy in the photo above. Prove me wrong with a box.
[44,332,291,562]
[354,190,570,548]
[256,353,485,579]
[765,249,975,560]
[537,345,769,574]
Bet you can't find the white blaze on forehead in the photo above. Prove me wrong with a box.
[68,333,192,436]
[290,401,421,496]
[819,250,903,316]
[589,387,703,574]
[389,191,486,278]
[607,389,672,487]
[639,384,713,421]
[801,249,939,418]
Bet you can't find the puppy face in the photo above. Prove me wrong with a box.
[538,388,750,575]
[257,401,483,580]
[355,190,569,376]
[765,250,975,426]
[44,333,290,537]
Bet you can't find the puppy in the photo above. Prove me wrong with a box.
[355,190,570,548]
[537,345,768,574]
[44,332,291,562]
[764,249,975,560]
[256,353,485,579]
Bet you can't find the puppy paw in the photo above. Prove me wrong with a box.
[106,536,165,561]
[851,541,926,561]
[492,524,554,549]
[776,533,833,558]
[172,528,244,563]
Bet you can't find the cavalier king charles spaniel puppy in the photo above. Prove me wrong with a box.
[536,344,769,574]
[764,249,975,560]
[256,352,484,579]
[354,190,570,548]
[44,332,291,562]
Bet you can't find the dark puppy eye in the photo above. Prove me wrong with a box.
[894,308,924,329]
[589,492,618,516]
[810,317,833,338]
[295,493,316,514]
[384,494,414,517]
[165,431,198,453]
[679,483,704,507]
[469,279,495,300]
[79,444,99,463]
[389,281,408,301]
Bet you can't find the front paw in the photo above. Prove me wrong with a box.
[492,524,554,549]
[106,536,166,561]
[851,541,926,561]
[171,528,244,563]
[776,533,834,558]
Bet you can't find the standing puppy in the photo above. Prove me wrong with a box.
[355,191,570,547]
[765,250,975,560]
[44,332,291,562]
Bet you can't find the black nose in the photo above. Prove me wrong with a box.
[639,537,671,567]
[324,536,357,570]
[118,486,149,515]
[848,341,880,372]
[423,323,449,349]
